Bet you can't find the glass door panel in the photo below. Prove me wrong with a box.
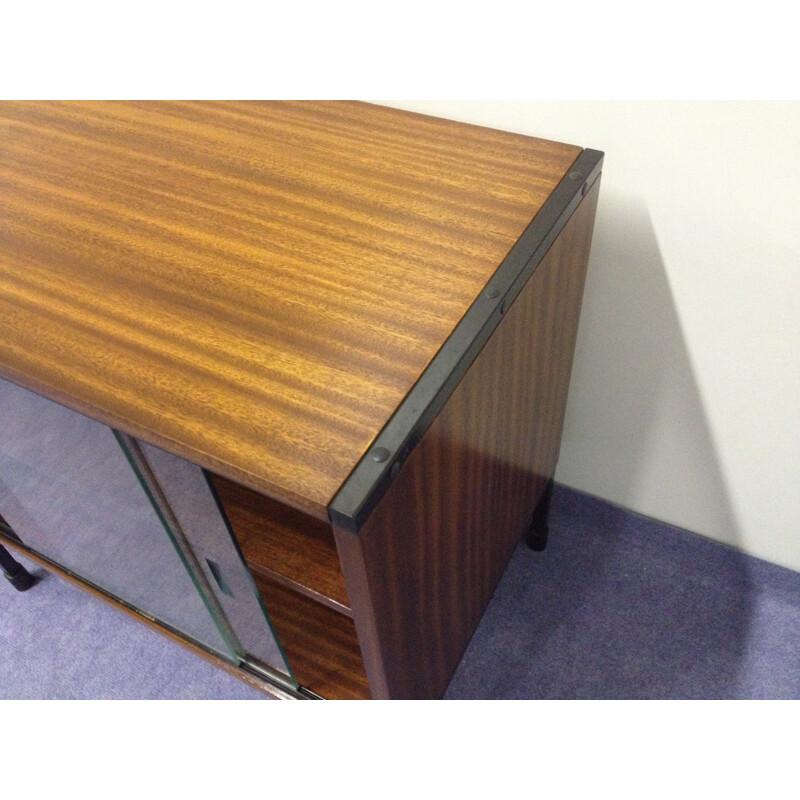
[0,378,235,660]
[121,437,295,685]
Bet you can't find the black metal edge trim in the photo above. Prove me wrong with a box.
[238,659,321,699]
[328,148,604,534]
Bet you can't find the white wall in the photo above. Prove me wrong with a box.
[380,102,800,573]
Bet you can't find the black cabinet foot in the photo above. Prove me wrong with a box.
[526,479,553,552]
[0,543,38,591]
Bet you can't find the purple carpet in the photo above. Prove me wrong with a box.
[2,485,799,699]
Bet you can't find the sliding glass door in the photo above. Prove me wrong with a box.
[0,377,293,687]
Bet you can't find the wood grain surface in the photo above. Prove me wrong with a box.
[0,101,581,516]
[334,180,600,698]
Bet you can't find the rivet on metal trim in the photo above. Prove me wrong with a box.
[371,447,391,463]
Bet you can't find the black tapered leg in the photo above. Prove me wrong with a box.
[526,479,554,552]
[0,543,38,591]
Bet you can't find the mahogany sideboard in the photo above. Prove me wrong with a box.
[0,101,602,699]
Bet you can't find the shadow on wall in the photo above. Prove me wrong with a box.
[556,189,741,550]
[446,188,762,699]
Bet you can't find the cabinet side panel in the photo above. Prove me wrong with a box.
[335,181,600,699]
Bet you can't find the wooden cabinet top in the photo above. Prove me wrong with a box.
[0,101,582,518]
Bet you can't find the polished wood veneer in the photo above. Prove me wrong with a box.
[0,101,580,518]
[1,102,601,699]
[334,181,601,698]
